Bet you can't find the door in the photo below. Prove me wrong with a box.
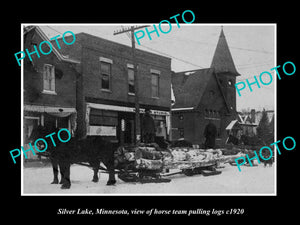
[118,112,135,144]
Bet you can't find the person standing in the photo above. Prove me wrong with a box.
[204,121,217,149]
[142,108,156,143]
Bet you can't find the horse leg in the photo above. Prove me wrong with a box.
[92,168,99,182]
[60,161,71,189]
[58,163,65,184]
[89,159,100,182]
[50,157,59,184]
[92,162,100,183]
[106,162,116,186]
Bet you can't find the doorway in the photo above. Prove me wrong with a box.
[118,112,135,144]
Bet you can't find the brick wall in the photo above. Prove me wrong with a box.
[24,30,77,108]
[60,33,172,108]
[57,32,172,138]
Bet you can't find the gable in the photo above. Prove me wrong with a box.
[196,70,229,112]
[171,68,213,109]
[24,26,80,65]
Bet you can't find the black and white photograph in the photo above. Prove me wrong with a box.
[20,24,276,195]
[4,5,298,222]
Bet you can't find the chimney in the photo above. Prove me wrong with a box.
[250,109,256,123]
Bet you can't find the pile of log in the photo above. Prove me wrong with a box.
[165,148,222,170]
[115,144,243,171]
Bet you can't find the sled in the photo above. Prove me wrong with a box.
[118,171,171,183]
[201,169,222,176]
[180,164,222,177]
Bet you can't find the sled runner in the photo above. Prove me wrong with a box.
[117,170,171,183]
[114,143,226,182]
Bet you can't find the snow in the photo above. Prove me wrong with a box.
[22,162,275,195]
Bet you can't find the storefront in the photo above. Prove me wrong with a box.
[85,102,170,144]
[23,105,77,159]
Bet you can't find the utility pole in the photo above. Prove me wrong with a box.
[113,25,149,144]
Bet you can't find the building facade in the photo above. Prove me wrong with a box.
[237,109,274,137]
[171,29,239,147]
[23,26,80,159]
[57,32,172,144]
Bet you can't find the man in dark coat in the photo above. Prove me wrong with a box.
[142,108,156,143]
[204,121,217,149]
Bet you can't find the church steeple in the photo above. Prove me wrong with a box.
[210,27,240,76]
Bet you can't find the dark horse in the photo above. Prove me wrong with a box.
[29,125,116,189]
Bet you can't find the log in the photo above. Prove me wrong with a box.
[135,158,163,170]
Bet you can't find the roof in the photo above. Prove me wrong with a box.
[210,28,240,76]
[226,120,239,130]
[25,26,80,64]
[172,68,214,109]
[172,28,240,110]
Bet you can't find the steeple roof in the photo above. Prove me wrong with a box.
[210,28,240,76]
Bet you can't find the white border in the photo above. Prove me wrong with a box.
[21,23,277,196]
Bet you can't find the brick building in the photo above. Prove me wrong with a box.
[171,29,239,147]
[23,26,80,159]
[57,32,172,144]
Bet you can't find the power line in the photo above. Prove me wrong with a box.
[46,26,64,35]
[236,60,274,68]
[236,62,274,70]
[161,35,274,55]
[230,45,273,55]
[139,44,205,69]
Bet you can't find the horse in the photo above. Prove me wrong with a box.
[29,125,117,189]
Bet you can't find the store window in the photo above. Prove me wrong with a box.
[89,109,118,126]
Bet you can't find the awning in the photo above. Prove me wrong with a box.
[24,105,76,117]
[225,120,240,130]
[24,104,77,133]
[171,107,194,111]
[86,102,170,116]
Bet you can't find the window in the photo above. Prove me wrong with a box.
[128,67,135,94]
[100,57,113,91]
[89,109,118,126]
[100,61,111,90]
[43,64,55,93]
[151,71,159,98]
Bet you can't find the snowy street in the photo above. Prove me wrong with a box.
[22,161,275,195]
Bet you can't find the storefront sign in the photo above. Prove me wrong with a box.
[88,125,116,136]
